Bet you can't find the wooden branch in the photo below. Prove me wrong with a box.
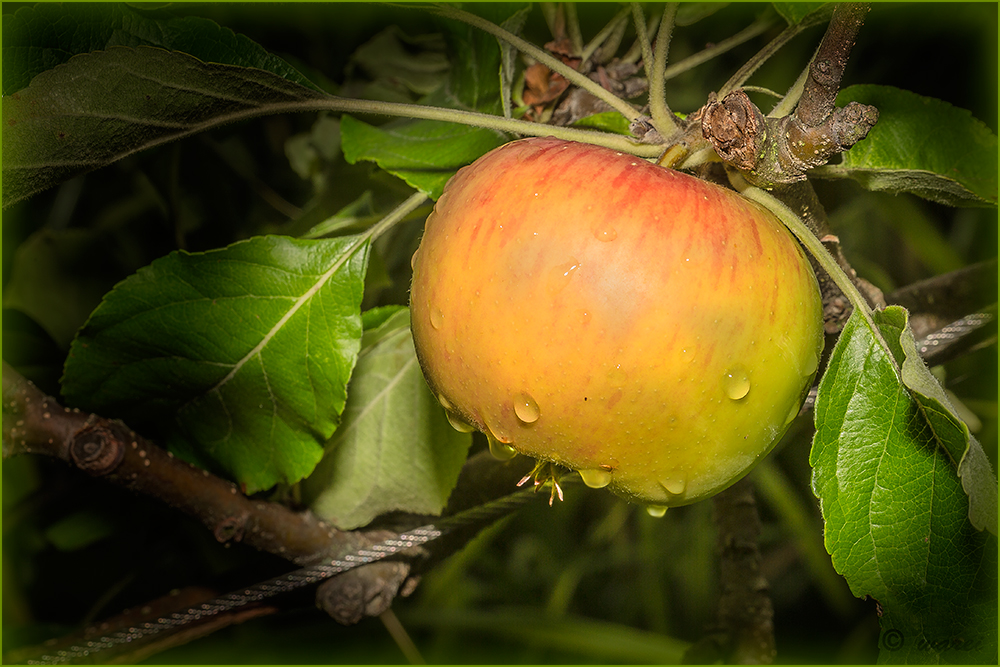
[701,3,878,187]
[683,477,775,664]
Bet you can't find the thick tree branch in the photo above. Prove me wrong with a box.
[684,477,775,664]
[702,3,878,187]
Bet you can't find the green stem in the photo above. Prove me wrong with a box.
[662,13,777,82]
[580,7,630,64]
[565,2,584,56]
[717,22,807,99]
[366,192,430,243]
[642,2,680,138]
[432,5,642,123]
[768,45,818,118]
[291,96,662,157]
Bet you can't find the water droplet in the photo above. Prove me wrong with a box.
[513,392,540,423]
[661,478,686,495]
[594,223,617,242]
[437,394,452,410]
[646,505,667,518]
[723,365,751,400]
[487,433,518,461]
[607,364,627,387]
[429,307,444,330]
[410,248,420,270]
[803,350,819,376]
[547,258,580,295]
[579,468,612,489]
[446,411,476,433]
[784,401,800,426]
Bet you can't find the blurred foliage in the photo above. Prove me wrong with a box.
[2,2,996,664]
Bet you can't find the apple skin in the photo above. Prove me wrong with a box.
[410,137,824,507]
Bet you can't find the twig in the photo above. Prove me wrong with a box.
[2,361,347,565]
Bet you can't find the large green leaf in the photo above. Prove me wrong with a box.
[62,235,370,494]
[340,115,507,200]
[302,308,472,530]
[2,46,328,208]
[811,307,997,663]
[812,85,998,207]
[1,3,319,96]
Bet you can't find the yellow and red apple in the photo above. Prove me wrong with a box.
[410,137,823,508]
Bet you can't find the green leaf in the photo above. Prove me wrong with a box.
[348,26,450,98]
[44,510,116,552]
[771,3,834,26]
[812,85,998,207]
[62,235,370,494]
[811,307,997,663]
[301,308,472,530]
[571,112,633,136]
[1,3,319,96]
[2,46,328,208]
[437,4,524,115]
[498,6,532,119]
[340,114,507,200]
[2,229,126,349]
[897,320,998,534]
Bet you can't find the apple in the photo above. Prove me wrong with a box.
[409,137,824,508]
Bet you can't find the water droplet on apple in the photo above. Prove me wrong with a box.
[803,350,819,376]
[661,478,686,495]
[579,468,612,489]
[513,392,540,423]
[429,307,444,329]
[437,394,453,410]
[594,223,617,242]
[487,433,518,461]
[547,259,580,295]
[723,365,751,400]
[446,411,476,433]
[784,401,800,426]
[646,505,668,518]
[607,364,627,387]
[410,248,420,270]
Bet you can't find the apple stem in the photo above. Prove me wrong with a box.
[580,6,630,65]
[663,11,778,84]
[631,3,680,139]
[288,96,664,158]
[365,192,431,242]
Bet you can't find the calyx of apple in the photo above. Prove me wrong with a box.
[410,137,824,508]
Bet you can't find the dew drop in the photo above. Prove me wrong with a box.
[723,365,751,400]
[594,223,618,242]
[429,307,444,330]
[547,258,580,295]
[513,392,540,423]
[607,364,627,387]
[646,505,668,518]
[487,433,518,461]
[784,401,800,426]
[579,468,612,489]
[446,411,476,433]
[803,350,819,376]
[438,394,453,410]
[661,478,686,495]
[410,248,420,270]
